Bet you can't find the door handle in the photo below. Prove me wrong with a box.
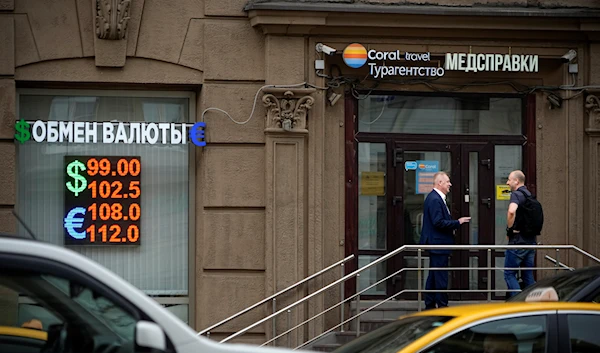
[392,196,403,206]
[481,197,491,209]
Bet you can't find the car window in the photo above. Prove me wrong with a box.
[332,316,453,353]
[508,271,598,302]
[0,271,137,353]
[567,314,600,353]
[423,315,547,353]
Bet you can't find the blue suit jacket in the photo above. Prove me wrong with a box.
[419,190,461,255]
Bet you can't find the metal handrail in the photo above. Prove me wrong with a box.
[198,254,354,336]
[545,254,575,271]
[273,261,571,348]
[223,244,600,345]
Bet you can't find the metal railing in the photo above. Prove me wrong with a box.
[544,254,575,271]
[197,254,354,338]
[217,244,600,348]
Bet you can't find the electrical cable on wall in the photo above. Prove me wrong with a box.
[201,82,327,125]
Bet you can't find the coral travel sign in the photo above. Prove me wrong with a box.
[342,43,540,78]
[14,120,207,146]
[343,43,444,79]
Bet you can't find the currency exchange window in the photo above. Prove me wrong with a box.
[15,89,194,324]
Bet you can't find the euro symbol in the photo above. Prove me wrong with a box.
[64,207,86,240]
[189,122,207,147]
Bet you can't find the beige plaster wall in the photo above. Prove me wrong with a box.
[6,0,271,341]
[583,43,600,264]
[0,10,16,233]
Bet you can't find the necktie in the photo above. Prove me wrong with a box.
[445,199,450,215]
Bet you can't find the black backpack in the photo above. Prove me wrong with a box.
[515,190,544,236]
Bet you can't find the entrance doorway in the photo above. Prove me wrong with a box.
[346,93,534,300]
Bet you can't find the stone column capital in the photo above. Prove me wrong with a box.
[262,88,316,134]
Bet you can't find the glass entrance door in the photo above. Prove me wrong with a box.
[349,93,531,300]
[391,143,494,300]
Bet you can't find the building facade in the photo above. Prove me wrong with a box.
[1,0,600,346]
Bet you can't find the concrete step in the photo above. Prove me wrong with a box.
[358,318,396,332]
[309,332,366,352]
[310,343,342,352]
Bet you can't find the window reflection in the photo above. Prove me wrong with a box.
[358,95,522,135]
[358,143,386,251]
[567,315,600,353]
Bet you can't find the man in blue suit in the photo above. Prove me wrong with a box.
[420,171,471,309]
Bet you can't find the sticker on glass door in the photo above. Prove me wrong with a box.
[416,160,439,194]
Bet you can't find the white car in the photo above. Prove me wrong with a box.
[0,235,304,353]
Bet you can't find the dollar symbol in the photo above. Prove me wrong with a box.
[66,160,87,197]
[14,119,31,144]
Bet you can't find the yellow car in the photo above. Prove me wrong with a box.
[334,289,600,353]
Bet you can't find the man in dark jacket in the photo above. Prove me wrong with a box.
[504,170,538,298]
[420,171,471,309]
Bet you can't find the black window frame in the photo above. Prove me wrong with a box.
[557,311,600,353]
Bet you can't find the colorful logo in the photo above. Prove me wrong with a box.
[405,161,417,171]
[343,43,368,68]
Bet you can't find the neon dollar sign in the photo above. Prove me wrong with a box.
[66,160,87,197]
[189,122,207,146]
[64,207,86,239]
[14,119,31,144]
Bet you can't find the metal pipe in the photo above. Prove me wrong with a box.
[572,247,600,264]
[198,254,354,335]
[340,262,345,332]
[555,249,560,273]
[356,273,360,337]
[544,255,574,271]
[487,248,492,302]
[287,310,291,348]
[272,298,276,345]
[417,249,422,312]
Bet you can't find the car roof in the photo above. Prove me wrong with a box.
[413,301,600,319]
[0,326,47,341]
[399,302,600,353]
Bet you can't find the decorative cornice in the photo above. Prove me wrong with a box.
[586,93,600,135]
[245,2,600,18]
[96,0,131,40]
[246,6,600,36]
[262,88,316,133]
